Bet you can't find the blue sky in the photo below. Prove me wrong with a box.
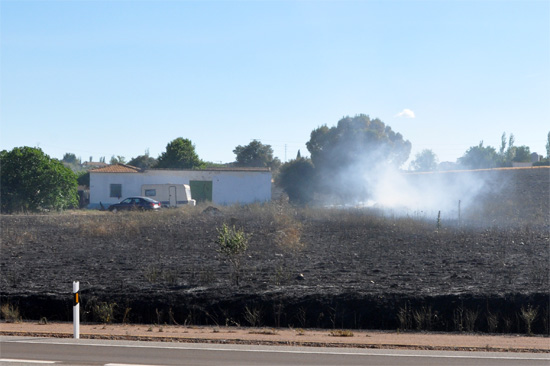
[1,0,548,167]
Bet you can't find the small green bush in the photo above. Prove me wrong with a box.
[216,223,250,286]
[93,302,116,323]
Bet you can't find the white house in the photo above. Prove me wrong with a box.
[89,164,272,208]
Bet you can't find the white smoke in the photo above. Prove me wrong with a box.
[365,166,489,219]
[311,116,502,224]
[325,149,497,223]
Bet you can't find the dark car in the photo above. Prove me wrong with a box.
[108,196,161,212]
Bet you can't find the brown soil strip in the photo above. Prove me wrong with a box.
[1,323,548,354]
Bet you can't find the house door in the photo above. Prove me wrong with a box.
[169,186,177,207]
[189,181,212,203]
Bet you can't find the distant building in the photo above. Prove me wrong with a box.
[531,152,542,163]
[88,164,272,208]
[511,153,542,168]
[512,162,533,168]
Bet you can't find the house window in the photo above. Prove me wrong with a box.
[110,184,122,198]
[144,189,156,197]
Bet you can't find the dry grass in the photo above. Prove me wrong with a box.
[78,215,141,238]
[1,228,37,245]
[273,214,304,253]
[53,209,106,216]
[248,328,279,335]
[329,329,354,337]
[520,304,539,336]
[1,303,21,322]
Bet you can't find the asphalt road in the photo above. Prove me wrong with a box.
[1,337,549,366]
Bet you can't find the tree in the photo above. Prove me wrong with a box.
[513,145,531,162]
[62,153,79,165]
[306,114,411,200]
[458,141,498,169]
[233,140,281,170]
[62,152,83,172]
[128,154,157,169]
[499,133,507,156]
[546,131,550,160]
[77,171,90,187]
[276,158,316,203]
[497,132,508,166]
[1,147,78,213]
[204,161,227,168]
[410,149,438,171]
[306,115,411,171]
[505,133,516,165]
[497,132,533,166]
[156,137,205,169]
[110,155,126,164]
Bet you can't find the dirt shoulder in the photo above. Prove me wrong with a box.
[1,322,548,353]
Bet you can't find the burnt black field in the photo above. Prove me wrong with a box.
[1,167,549,334]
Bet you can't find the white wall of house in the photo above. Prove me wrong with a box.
[512,162,533,168]
[89,169,272,206]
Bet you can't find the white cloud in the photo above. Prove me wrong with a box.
[395,109,415,118]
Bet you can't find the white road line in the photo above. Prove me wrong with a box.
[4,340,550,361]
[98,347,549,361]
[0,360,56,364]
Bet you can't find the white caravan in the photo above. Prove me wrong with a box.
[141,184,196,207]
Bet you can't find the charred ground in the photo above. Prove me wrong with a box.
[1,167,549,334]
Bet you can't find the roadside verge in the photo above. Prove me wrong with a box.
[1,322,549,353]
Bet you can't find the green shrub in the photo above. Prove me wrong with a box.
[216,223,250,286]
[93,302,116,323]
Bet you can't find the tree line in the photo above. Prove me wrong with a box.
[2,115,548,211]
[457,132,546,170]
[62,138,281,171]
[0,138,280,213]
[278,116,549,203]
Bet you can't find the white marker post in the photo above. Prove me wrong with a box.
[73,281,80,339]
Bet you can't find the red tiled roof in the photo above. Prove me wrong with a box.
[90,164,141,173]
[90,164,273,173]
